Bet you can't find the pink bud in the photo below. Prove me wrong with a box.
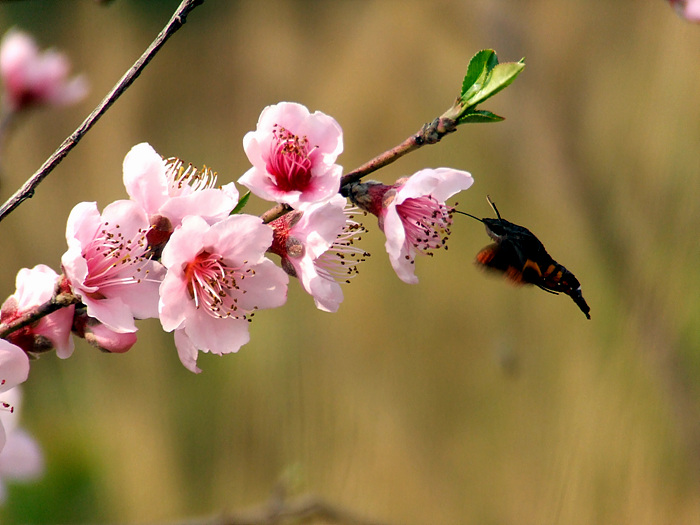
[83,321,137,354]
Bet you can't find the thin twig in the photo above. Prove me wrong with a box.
[339,116,458,190]
[0,0,205,224]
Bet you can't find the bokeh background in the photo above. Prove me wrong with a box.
[1,1,700,523]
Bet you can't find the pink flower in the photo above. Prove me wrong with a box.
[670,0,700,21]
[1,265,74,358]
[123,143,239,250]
[348,168,473,284]
[239,102,343,210]
[0,387,43,502]
[0,28,88,113]
[268,195,367,312]
[61,200,165,334]
[0,340,30,453]
[159,214,289,373]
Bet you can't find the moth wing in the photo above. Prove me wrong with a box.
[519,258,548,285]
[476,242,530,286]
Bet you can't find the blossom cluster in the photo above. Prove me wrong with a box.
[0,101,472,451]
[1,81,472,477]
[0,27,476,498]
[1,100,472,378]
[0,28,473,468]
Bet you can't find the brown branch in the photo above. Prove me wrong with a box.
[339,116,458,190]
[0,281,80,339]
[0,0,206,224]
[260,203,292,224]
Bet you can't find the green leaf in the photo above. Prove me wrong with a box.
[230,191,251,215]
[441,50,525,124]
[458,110,505,124]
[461,59,525,109]
[461,49,499,98]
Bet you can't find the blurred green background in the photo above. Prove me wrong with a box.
[1,0,700,523]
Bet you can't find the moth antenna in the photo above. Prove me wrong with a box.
[452,209,484,223]
[486,195,503,220]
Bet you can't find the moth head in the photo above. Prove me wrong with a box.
[481,218,509,242]
[452,195,508,242]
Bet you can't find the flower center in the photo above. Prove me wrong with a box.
[396,195,453,255]
[184,251,249,319]
[83,222,153,296]
[266,125,315,192]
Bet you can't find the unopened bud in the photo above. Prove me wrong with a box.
[84,322,137,354]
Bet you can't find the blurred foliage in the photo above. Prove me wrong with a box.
[1,0,700,524]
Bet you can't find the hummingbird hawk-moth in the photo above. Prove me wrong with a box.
[456,197,591,319]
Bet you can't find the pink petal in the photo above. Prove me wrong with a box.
[103,260,164,320]
[14,264,56,309]
[183,313,250,357]
[158,270,192,332]
[297,257,343,312]
[396,168,473,205]
[295,164,343,210]
[294,196,347,257]
[0,428,43,480]
[0,341,29,393]
[302,110,344,160]
[84,323,137,353]
[65,201,101,248]
[60,243,92,293]
[174,329,201,374]
[231,258,289,312]
[36,304,75,359]
[158,188,236,227]
[257,102,309,137]
[160,215,208,269]
[101,199,150,234]
[122,143,169,215]
[685,0,700,20]
[82,294,137,334]
[205,214,273,264]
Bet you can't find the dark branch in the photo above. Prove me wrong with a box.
[0,0,205,223]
